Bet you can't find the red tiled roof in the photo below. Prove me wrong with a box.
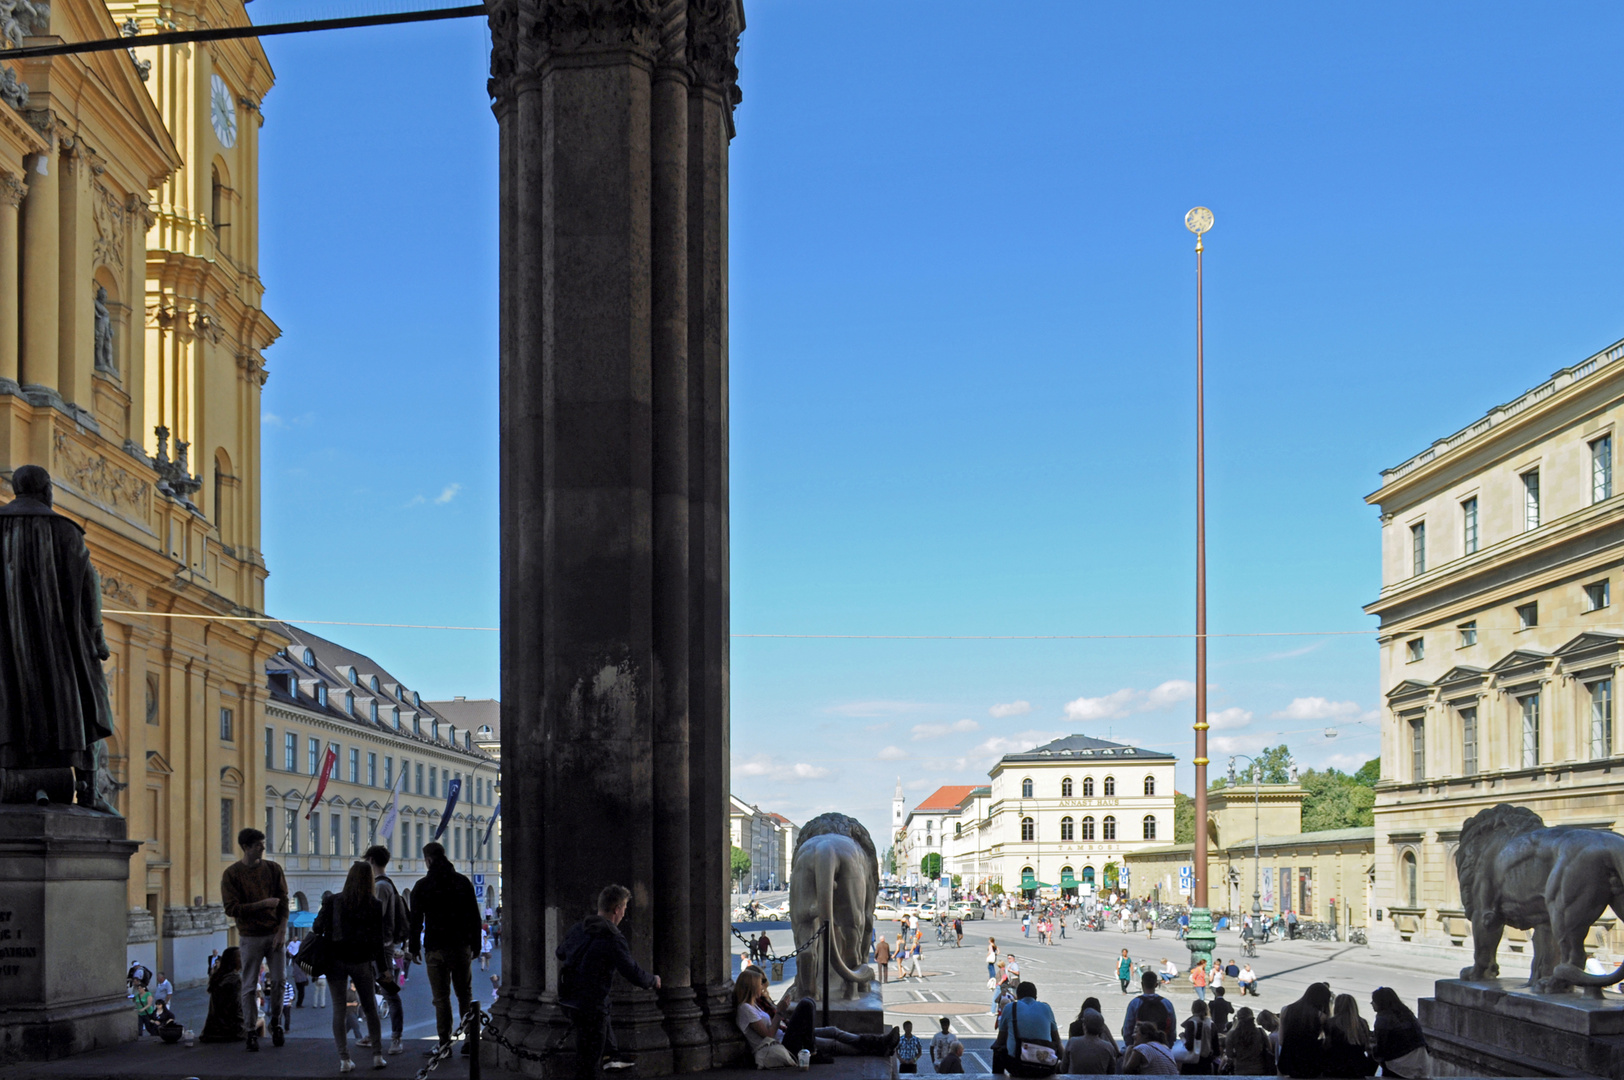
[912,785,979,814]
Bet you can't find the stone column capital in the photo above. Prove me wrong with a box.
[537,0,661,56]
[686,0,741,104]
[0,173,25,207]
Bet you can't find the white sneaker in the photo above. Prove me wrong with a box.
[387,1039,404,1055]
[372,1053,388,1070]
[338,1055,356,1074]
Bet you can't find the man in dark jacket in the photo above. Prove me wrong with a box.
[557,884,661,1080]
[409,842,482,1052]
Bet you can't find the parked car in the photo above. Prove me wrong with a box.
[949,901,985,921]
[873,903,903,922]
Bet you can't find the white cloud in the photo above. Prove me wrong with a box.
[1063,680,1196,721]
[1212,734,1272,755]
[434,483,462,504]
[876,746,908,761]
[1208,707,1253,730]
[911,718,980,741]
[1271,697,1361,721]
[968,729,1068,762]
[262,411,314,430]
[733,754,831,782]
[825,701,931,718]
[989,700,1032,719]
[1321,752,1375,772]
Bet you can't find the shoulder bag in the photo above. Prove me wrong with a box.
[294,902,341,977]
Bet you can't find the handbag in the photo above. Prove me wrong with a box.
[754,1041,797,1069]
[294,900,341,977]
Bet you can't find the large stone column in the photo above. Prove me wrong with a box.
[0,174,25,387]
[489,0,742,1075]
[18,140,56,393]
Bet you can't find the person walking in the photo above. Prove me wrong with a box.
[1189,959,1209,1002]
[896,1020,924,1073]
[954,917,964,948]
[481,925,493,971]
[1118,949,1134,994]
[987,939,999,986]
[220,827,289,1051]
[290,946,311,1007]
[874,932,891,983]
[1286,909,1299,940]
[314,861,389,1073]
[409,841,483,1056]
[153,971,173,1008]
[558,884,661,1080]
[364,845,411,1055]
[930,1016,957,1068]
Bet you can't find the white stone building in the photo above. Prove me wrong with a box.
[729,795,781,890]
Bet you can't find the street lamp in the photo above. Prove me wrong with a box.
[1185,205,1216,968]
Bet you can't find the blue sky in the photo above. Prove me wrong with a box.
[258,2,1624,844]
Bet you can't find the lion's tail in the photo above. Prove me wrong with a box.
[815,842,875,987]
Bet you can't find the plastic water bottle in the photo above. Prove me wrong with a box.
[183,1028,195,1048]
[797,1049,810,1071]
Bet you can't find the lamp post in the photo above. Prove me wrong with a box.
[1184,206,1217,968]
[1228,755,1264,924]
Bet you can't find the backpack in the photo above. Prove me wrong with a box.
[377,877,410,947]
[1136,994,1170,1041]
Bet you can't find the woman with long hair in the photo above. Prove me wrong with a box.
[201,946,245,1043]
[1321,994,1375,1078]
[1069,996,1103,1038]
[313,861,387,1072]
[1222,1007,1275,1076]
[1370,988,1430,1078]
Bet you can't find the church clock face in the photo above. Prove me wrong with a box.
[210,74,237,148]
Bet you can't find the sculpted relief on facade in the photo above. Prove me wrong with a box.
[52,430,151,515]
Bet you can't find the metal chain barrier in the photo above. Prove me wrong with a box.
[414,1002,575,1079]
[731,919,825,964]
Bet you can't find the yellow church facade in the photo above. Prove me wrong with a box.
[1,0,279,980]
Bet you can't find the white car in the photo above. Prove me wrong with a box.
[873,904,903,922]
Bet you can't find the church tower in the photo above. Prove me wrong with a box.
[892,777,906,832]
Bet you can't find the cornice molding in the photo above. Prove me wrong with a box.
[265,699,494,765]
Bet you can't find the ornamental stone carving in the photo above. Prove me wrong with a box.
[687,0,740,104]
[0,173,25,208]
[0,64,27,111]
[51,431,151,513]
[92,183,126,273]
[97,569,136,607]
[0,0,46,51]
[535,0,661,56]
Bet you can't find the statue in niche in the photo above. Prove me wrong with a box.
[0,64,27,111]
[0,465,117,812]
[93,285,115,374]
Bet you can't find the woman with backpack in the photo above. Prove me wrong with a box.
[313,862,389,1073]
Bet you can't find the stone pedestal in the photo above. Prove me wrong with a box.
[824,986,885,1035]
[1420,978,1624,1079]
[0,804,139,1063]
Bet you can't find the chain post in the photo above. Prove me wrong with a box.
[469,1004,481,1080]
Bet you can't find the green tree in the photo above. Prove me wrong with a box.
[988,882,1004,896]
[1103,862,1120,890]
[883,846,897,875]
[731,845,751,885]
[1298,764,1377,831]
[921,853,942,879]
[1174,791,1196,842]
[1354,757,1380,786]
[951,874,962,888]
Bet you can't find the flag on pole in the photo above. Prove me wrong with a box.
[483,800,500,846]
[304,746,338,819]
[377,765,407,842]
[432,776,462,842]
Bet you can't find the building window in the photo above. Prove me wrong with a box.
[265,727,274,770]
[1461,706,1478,775]
[310,814,320,856]
[265,806,274,850]
[1406,637,1424,663]
[327,744,340,778]
[1142,815,1157,840]
[282,732,295,772]
[1594,434,1614,503]
[308,737,319,776]
[1523,470,1541,530]
[368,817,377,844]
[1081,777,1094,797]
[1103,776,1116,796]
[1143,775,1155,796]
[220,707,234,742]
[384,757,394,789]
[1459,621,1477,648]
[1102,815,1117,840]
[454,827,462,861]
[303,647,315,666]
[1462,496,1479,554]
[221,798,234,855]
[392,707,401,730]
[370,700,379,723]
[367,753,377,787]
[1061,777,1073,797]
[1586,580,1611,612]
[316,684,328,708]
[348,667,359,685]
[430,767,438,797]
[1591,679,1613,760]
[432,720,440,742]
[1060,816,1074,841]
[416,763,424,795]
[1410,521,1426,576]
[348,748,360,784]
[1082,865,1096,886]
[1520,693,1541,768]
[1517,601,1538,630]
[371,675,380,692]
[350,816,360,856]
[1401,851,1418,908]
[284,809,299,855]
[1081,815,1095,840]
[327,814,339,855]
[1021,777,1033,798]
[1410,716,1424,781]
[345,691,355,716]
[1020,816,1034,841]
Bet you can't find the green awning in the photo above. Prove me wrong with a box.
[1021,880,1053,890]
[1059,874,1078,887]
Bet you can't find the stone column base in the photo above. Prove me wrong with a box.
[0,804,139,1063]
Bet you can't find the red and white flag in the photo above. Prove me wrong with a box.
[305,747,338,819]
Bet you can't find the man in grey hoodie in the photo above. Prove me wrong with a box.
[557,885,661,1080]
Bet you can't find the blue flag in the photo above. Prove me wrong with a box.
[432,777,462,842]
[483,800,501,846]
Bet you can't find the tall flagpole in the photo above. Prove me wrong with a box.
[1184,205,1216,967]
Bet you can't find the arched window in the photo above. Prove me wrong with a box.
[303,648,315,666]
[1143,775,1156,796]
[210,166,224,233]
[1061,777,1073,797]
[1020,816,1034,841]
[1102,815,1117,840]
[1104,776,1116,796]
[392,707,401,730]
[954,822,961,838]
[315,685,328,708]
[1142,815,1157,840]
[1021,777,1033,798]
[1081,816,1095,840]
[370,676,380,692]
[1402,850,1418,907]
[1060,816,1074,841]
[1082,777,1095,797]
[369,700,379,722]
[431,720,440,741]
[1082,865,1096,886]
[345,691,355,716]
[1061,864,1074,887]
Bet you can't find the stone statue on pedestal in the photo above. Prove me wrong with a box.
[93,286,114,374]
[788,813,878,1004]
[0,464,117,812]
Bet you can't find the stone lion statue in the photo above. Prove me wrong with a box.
[789,812,878,1002]
[1457,803,1624,994]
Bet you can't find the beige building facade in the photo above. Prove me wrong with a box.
[1366,334,1624,963]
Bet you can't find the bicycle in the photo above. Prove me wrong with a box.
[935,923,951,946]
[1241,938,1257,958]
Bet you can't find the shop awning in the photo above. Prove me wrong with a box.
[1021,879,1053,890]
[1059,873,1079,887]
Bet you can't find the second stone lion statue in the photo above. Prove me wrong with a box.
[789,812,878,1003]
[1457,803,1624,994]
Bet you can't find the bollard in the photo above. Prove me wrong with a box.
[469,1005,481,1080]
[821,920,830,1028]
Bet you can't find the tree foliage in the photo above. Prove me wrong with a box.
[1174,791,1196,843]
[921,853,942,879]
[731,845,751,883]
[1206,744,1380,833]
[1103,861,1120,889]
